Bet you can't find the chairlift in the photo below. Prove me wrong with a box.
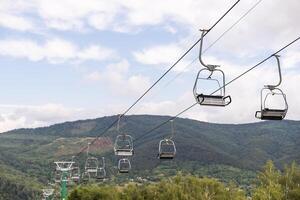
[159,139,176,159]
[96,157,106,180]
[81,171,90,183]
[42,188,54,199]
[114,115,134,156]
[84,142,98,178]
[85,156,98,177]
[97,168,106,180]
[193,29,231,106]
[118,158,131,173]
[158,120,176,159]
[70,158,80,182]
[114,134,134,156]
[255,55,288,120]
[54,170,62,183]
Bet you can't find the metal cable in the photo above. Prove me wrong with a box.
[134,36,300,143]
[77,0,241,155]
[154,0,264,92]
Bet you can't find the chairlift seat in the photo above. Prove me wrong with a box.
[71,165,80,180]
[114,149,134,156]
[256,109,286,120]
[86,168,97,173]
[159,152,175,159]
[196,94,231,106]
[119,169,129,173]
[71,174,80,181]
[71,176,80,182]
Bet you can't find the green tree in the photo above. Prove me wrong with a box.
[253,160,283,200]
[69,175,247,200]
[279,162,300,200]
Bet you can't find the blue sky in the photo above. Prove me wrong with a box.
[0,0,300,132]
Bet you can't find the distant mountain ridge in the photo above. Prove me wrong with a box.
[0,115,299,199]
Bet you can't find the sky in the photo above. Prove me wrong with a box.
[0,0,300,133]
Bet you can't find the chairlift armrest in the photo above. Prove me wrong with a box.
[196,94,205,104]
[255,111,261,119]
[224,95,232,106]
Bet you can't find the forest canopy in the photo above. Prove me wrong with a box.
[69,161,300,200]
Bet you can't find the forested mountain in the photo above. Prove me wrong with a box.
[0,115,299,198]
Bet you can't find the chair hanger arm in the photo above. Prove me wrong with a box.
[199,29,220,71]
[265,54,282,89]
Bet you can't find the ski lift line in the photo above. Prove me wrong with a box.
[146,0,263,99]
[118,0,241,118]
[76,0,241,155]
[204,0,263,52]
[131,57,198,115]
[211,35,300,96]
[134,103,198,143]
[134,36,300,143]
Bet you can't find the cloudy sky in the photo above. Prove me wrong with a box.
[0,0,299,133]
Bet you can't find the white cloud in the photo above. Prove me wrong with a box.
[0,13,34,31]
[44,38,78,63]
[85,60,151,96]
[78,45,117,61]
[85,71,101,81]
[282,49,300,69]
[164,25,177,34]
[0,38,116,63]
[1,0,300,41]
[0,104,82,133]
[45,19,84,31]
[0,0,235,32]
[0,39,44,61]
[0,103,127,133]
[88,13,114,31]
[133,44,183,65]
[132,41,198,72]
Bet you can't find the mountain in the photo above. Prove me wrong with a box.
[0,115,299,199]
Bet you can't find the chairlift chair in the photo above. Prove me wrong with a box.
[96,157,106,180]
[193,29,231,106]
[71,166,80,182]
[255,55,288,120]
[255,87,288,120]
[97,168,106,180]
[81,171,90,183]
[193,69,231,106]
[158,139,176,159]
[42,188,54,199]
[114,134,134,156]
[158,120,176,159]
[54,170,62,183]
[70,157,80,182]
[118,158,131,173]
[85,157,98,178]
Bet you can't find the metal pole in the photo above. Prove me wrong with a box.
[60,172,68,200]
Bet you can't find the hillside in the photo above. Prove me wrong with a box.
[0,115,299,198]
